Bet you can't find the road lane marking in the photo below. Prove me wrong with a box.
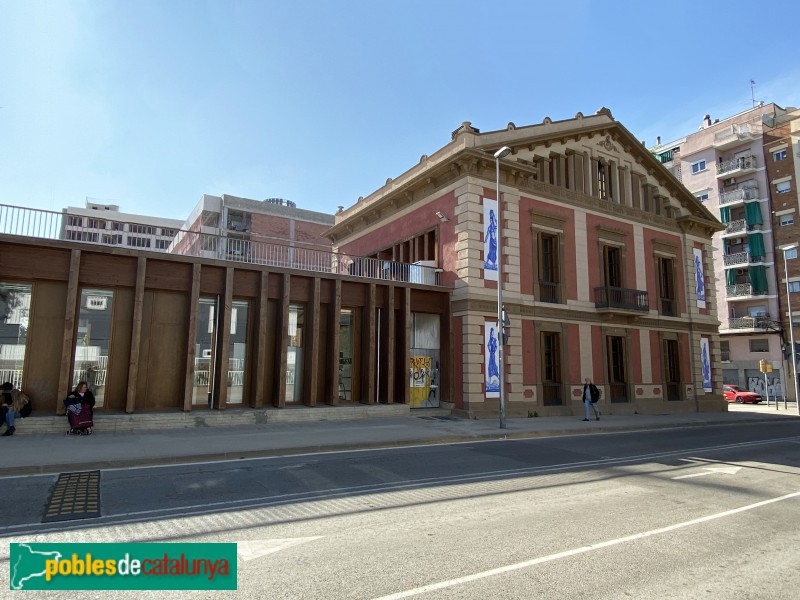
[673,465,742,479]
[3,436,799,534]
[371,491,800,600]
[237,537,322,562]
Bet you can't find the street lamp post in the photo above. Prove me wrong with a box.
[780,243,800,416]
[494,146,512,429]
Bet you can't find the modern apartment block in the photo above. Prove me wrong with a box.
[651,103,798,400]
[63,200,184,251]
[762,106,800,392]
[171,194,334,263]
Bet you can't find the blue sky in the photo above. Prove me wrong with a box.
[1,0,799,221]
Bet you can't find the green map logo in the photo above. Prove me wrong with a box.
[9,543,237,590]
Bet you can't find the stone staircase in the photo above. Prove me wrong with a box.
[11,403,425,435]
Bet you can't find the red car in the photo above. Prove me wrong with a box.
[723,384,762,404]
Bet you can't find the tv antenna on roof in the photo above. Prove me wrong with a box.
[750,79,757,108]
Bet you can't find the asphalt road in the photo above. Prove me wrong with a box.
[2,421,799,598]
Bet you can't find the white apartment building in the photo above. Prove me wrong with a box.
[62,200,184,251]
[652,104,786,399]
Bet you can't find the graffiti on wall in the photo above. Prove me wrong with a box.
[747,376,783,399]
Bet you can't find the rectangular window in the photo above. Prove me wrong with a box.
[286,305,305,403]
[691,160,706,174]
[695,192,709,202]
[155,239,171,250]
[604,246,622,288]
[789,281,800,293]
[73,288,114,408]
[338,309,354,401]
[111,222,124,231]
[129,224,156,235]
[720,340,730,362]
[658,257,676,316]
[780,214,795,226]
[101,234,122,245]
[786,248,798,260]
[539,233,560,303]
[663,339,681,401]
[0,282,33,388]
[67,231,99,243]
[226,300,249,404]
[160,228,176,238]
[773,149,788,161]
[86,218,106,229]
[597,162,608,199]
[193,298,217,405]
[541,332,562,406]
[127,236,151,248]
[607,336,628,403]
[749,339,769,352]
[67,216,83,227]
[776,181,791,194]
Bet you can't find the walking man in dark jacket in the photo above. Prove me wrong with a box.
[582,377,600,421]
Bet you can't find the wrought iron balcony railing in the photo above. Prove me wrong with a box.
[723,219,747,235]
[538,280,560,303]
[0,203,440,286]
[594,286,649,312]
[728,314,771,330]
[723,251,762,267]
[717,155,757,175]
[719,186,759,205]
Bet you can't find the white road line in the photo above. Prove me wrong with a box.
[371,491,800,600]
[1,436,797,533]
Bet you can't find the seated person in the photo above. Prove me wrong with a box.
[2,382,30,437]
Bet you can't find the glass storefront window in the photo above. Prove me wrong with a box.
[227,300,249,404]
[409,312,441,408]
[193,297,218,405]
[286,304,305,403]
[338,309,353,401]
[73,289,114,408]
[0,282,32,388]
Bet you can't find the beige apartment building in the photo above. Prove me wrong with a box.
[652,103,799,401]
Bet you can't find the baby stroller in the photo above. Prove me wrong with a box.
[65,399,93,435]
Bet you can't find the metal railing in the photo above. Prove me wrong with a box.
[0,203,440,286]
[719,187,759,205]
[724,219,747,235]
[728,314,771,330]
[659,297,677,316]
[718,155,757,175]
[727,283,756,297]
[608,383,628,403]
[538,281,560,303]
[594,286,649,312]
[541,383,563,406]
[723,251,762,267]
[665,382,681,401]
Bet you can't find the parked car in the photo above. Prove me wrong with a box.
[723,384,762,404]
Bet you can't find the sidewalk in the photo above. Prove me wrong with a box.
[1,404,797,477]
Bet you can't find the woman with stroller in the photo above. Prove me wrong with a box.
[64,381,95,435]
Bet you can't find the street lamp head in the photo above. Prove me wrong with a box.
[494,146,512,159]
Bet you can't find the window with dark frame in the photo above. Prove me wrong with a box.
[658,256,676,316]
[539,233,560,303]
[663,339,681,401]
[541,331,562,406]
[604,246,622,288]
[607,336,627,403]
[749,338,769,352]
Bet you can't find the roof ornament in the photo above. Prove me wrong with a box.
[542,116,552,124]
[507,122,516,130]
[598,135,618,152]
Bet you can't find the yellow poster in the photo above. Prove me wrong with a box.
[409,355,431,407]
